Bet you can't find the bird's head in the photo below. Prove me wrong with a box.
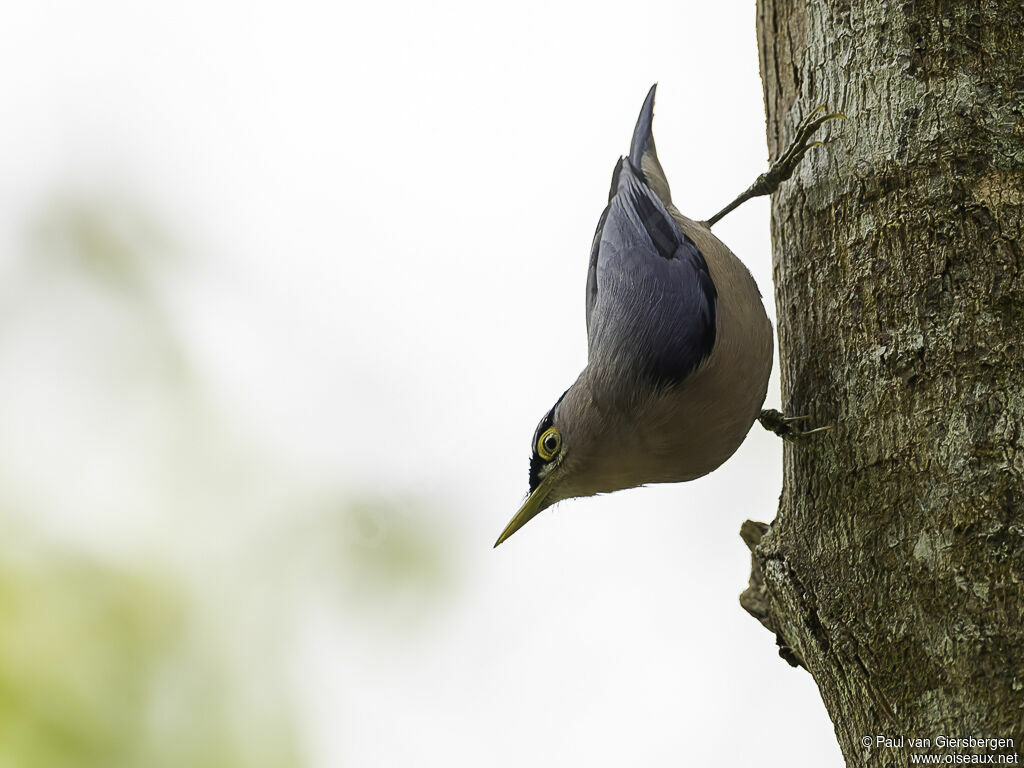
[495,385,601,547]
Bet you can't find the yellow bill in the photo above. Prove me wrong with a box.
[494,469,561,547]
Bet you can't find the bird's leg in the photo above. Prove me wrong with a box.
[758,409,832,442]
[703,106,846,228]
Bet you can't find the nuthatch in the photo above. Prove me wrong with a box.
[496,85,841,547]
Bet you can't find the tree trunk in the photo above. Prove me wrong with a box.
[743,0,1024,764]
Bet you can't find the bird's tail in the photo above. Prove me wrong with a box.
[628,83,672,206]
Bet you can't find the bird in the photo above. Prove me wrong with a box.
[495,84,842,547]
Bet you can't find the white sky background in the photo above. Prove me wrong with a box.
[2,1,845,766]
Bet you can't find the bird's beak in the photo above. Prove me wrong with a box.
[494,469,560,548]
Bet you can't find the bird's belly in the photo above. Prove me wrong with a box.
[585,317,771,494]
[631,383,762,486]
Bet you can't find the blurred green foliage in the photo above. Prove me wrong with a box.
[29,193,176,297]
[0,551,176,767]
[0,191,455,765]
[0,545,299,768]
[336,498,452,608]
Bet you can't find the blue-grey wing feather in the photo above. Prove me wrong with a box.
[586,160,716,388]
[585,207,608,337]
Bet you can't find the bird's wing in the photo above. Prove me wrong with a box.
[585,207,608,336]
[587,83,672,334]
[585,159,717,388]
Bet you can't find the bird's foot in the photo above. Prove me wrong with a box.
[758,409,832,442]
[752,106,846,198]
[705,106,846,227]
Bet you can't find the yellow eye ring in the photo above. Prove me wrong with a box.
[537,427,562,461]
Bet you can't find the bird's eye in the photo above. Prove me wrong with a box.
[537,427,562,461]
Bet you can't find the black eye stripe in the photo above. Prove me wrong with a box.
[532,408,556,449]
[528,388,571,494]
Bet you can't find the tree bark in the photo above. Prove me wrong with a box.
[744,0,1024,764]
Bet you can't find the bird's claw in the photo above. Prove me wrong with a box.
[704,105,845,227]
[751,107,846,197]
[758,409,833,443]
